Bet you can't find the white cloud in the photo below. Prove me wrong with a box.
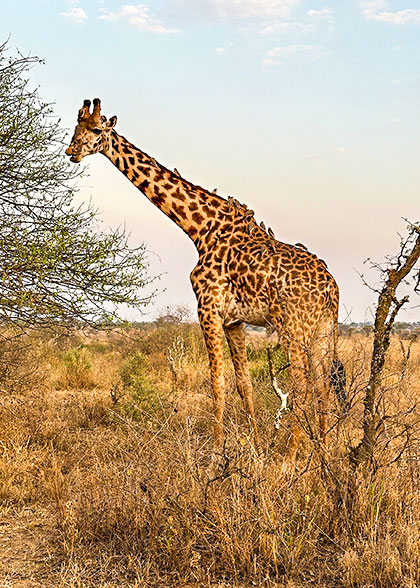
[306,6,333,19]
[99,4,180,33]
[179,0,334,38]
[178,0,301,22]
[263,43,327,65]
[208,0,300,19]
[360,1,420,25]
[306,6,335,31]
[360,0,388,17]
[60,6,88,23]
[376,9,420,24]
[259,20,314,34]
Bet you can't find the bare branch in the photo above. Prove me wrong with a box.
[350,222,420,467]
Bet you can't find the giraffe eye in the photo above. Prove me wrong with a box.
[92,128,103,135]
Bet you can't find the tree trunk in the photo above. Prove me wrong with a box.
[350,227,420,468]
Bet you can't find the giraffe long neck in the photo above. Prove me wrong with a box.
[104,131,227,253]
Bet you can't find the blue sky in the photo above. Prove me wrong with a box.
[2,1,420,321]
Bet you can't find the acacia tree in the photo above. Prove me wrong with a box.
[0,41,154,330]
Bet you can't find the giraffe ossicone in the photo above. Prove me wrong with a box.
[66,98,346,459]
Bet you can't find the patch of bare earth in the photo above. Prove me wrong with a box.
[0,508,60,588]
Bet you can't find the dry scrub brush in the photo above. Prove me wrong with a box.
[1,323,420,587]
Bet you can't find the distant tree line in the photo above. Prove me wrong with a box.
[339,321,420,338]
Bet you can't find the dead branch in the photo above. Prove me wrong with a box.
[350,222,420,468]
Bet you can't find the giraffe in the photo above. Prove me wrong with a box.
[66,98,345,459]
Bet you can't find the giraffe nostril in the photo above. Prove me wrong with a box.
[65,146,74,155]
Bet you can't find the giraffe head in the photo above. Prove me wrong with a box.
[65,98,117,163]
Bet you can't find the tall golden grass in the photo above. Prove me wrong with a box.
[1,323,420,587]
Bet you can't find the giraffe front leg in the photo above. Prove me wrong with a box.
[198,312,226,446]
[224,323,260,449]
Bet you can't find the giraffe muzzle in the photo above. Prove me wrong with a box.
[65,147,82,163]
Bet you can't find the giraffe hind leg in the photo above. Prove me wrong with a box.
[310,317,338,446]
[282,340,308,462]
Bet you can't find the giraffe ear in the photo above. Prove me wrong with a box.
[106,116,117,129]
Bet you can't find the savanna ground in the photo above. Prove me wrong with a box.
[1,317,420,588]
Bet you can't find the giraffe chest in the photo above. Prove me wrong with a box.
[190,253,271,326]
[223,255,272,326]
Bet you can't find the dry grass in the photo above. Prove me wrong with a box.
[1,324,420,587]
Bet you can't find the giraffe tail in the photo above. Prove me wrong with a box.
[330,359,347,410]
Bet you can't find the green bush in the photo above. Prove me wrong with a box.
[62,347,95,390]
[118,352,166,420]
[248,345,288,384]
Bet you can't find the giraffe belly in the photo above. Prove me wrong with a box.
[224,298,271,328]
